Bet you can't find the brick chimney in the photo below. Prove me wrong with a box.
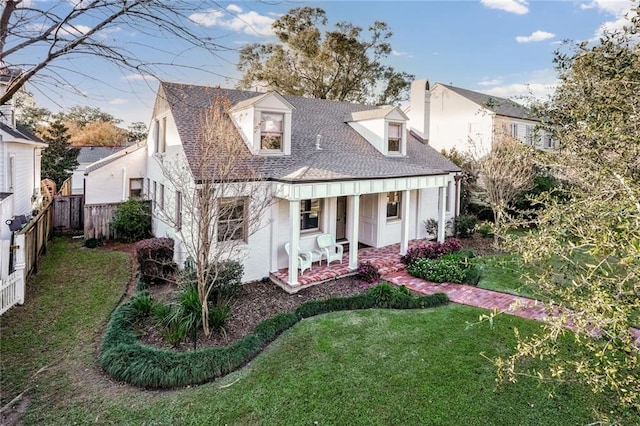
[408,79,431,142]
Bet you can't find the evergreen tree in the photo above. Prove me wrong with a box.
[41,121,79,188]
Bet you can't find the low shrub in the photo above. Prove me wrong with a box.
[209,302,232,332]
[407,250,482,285]
[400,238,463,266]
[207,260,243,304]
[101,283,449,389]
[454,214,478,238]
[84,237,103,248]
[355,261,381,283]
[408,257,467,283]
[129,291,154,317]
[136,238,177,286]
[110,198,151,242]
[477,222,494,238]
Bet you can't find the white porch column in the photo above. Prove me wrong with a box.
[437,186,447,243]
[269,200,279,273]
[347,194,360,270]
[288,199,300,286]
[400,189,411,255]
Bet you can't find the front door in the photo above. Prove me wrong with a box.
[336,196,347,240]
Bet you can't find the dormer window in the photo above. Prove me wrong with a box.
[387,123,402,153]
[260,112,284,151]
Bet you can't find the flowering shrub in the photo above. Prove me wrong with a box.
[400,238,463,266]
[356,261,381,283]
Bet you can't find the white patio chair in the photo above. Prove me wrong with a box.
[284,242,313,275]
[316,234,344,265]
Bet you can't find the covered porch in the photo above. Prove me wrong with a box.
[270,174,455,291]
[270,239,425,293]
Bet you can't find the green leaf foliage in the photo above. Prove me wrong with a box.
[40,120,79,188]
[101,283,449,388]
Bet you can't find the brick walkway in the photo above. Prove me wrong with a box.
[383,269,640,345]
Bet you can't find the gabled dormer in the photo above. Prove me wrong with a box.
[346,106,408,156]
[229,92,294,155]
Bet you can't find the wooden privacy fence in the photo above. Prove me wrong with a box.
[84,202,121,240]
[19,199,54,277]
[53,194,84,231]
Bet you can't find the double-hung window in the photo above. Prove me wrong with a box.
[387,123,402,153]
[260,112,284,151]
[300,199,321,232]
[386,191,402,220]
[218,198,247,242]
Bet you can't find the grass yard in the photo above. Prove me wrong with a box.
[476,254,541,298]
[1,237,638,425]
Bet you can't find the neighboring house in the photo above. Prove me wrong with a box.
[407,80,556,158]
[83,143,146,205]
[0,78,47,279]
[145,82,461,287]
[71,145,131,195]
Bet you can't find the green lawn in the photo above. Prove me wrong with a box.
[476,254,541,298]
[1,237,637,425]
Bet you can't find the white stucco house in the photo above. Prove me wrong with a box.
[407,80,556,158]
[83,143,146,205]
[0,77,47,280]
[144,81,461,288]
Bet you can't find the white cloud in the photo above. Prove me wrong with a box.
[121,73,153,81]
[581,0,639,40]
[480,0,529,15]
[482,81,557,104]
[516,30,555,43]
[108,98,128,105]
[189,5,275,37]
[391,50,410,57]
[61,24,92,36]
[478,79,502,87]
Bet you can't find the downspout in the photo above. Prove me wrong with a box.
[121,167,127,201]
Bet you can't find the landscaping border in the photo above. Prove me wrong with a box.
[100,283,449,389]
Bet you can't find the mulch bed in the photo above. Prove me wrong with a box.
[138,277,376,351]
[132,235,502,352]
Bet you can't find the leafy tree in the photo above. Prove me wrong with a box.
[41,121,80,188]
[15,105,51,133]
[496,8,640,410]
[238,7,413,105]
[67,121,128,146]
[127,122,148,142]
[56,105,121,127]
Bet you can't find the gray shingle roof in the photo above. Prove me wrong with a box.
[84,143,145,174]
[159,82,460,182]
[78,146,130,164]
[440,84,535,121]
[0,122,44,143]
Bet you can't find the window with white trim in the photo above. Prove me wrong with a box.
[544,134,554,149]
[129,178,143,198]
[159,184,165,210]
[510,123,519,138]
[300,199,321,232]
[387,123,402,153]
[525,125,534,145]
[218,198,247,242]
[175,191,182,231]
[7,154,15,192]
[260,112,284,151]
[386,191,402,220]
[159,117,167,153]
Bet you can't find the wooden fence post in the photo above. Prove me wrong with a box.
[14,233,26,305]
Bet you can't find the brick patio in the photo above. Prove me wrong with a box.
[270,239,425,293]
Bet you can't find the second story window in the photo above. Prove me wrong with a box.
[260,112,284,151]
[510,123,519,139]
[387,123,402,153]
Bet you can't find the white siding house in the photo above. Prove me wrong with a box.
[407,80,556,158]
[145,83,461,287]
[71,146,130,195]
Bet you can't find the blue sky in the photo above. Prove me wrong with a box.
[25,0,639,127]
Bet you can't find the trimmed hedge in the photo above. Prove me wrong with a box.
[135,238,177,286]
[101,283,449,389]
